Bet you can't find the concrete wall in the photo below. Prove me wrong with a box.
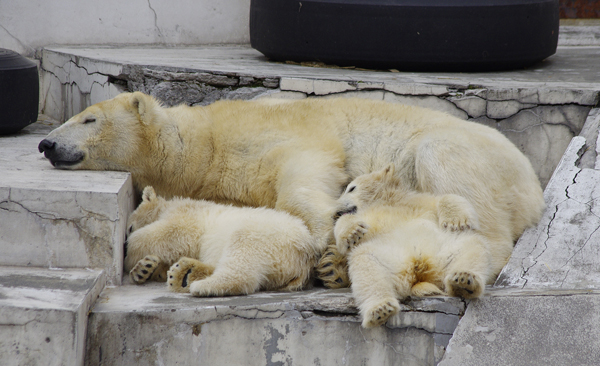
[0,0,250,57]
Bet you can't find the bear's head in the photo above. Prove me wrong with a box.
[333,164,401,220]
[38,92,164,172]
[126,186,167,235]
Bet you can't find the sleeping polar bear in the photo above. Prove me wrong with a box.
[38,92,545,288]
[125,186,319,296]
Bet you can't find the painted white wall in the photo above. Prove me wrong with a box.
[0,0,251,56]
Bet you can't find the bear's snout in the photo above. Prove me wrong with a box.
[38,138,85,168]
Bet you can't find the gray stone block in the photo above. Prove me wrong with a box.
[0,266,105,366]
[0,126,135,284]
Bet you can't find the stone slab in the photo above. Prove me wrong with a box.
[86,282,466,366]
[0,266,105,366]
[439,290,600,366]
[42,45,600,92]
[0,121,135,284]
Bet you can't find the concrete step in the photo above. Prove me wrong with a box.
[85,282,465,366]
[0,266,105,366]
[39,45,600,187]
[0,119,135,284]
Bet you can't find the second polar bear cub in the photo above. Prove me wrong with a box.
[334,165,495,328]
[125,186,320,296]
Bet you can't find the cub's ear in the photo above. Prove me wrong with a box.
[142,186,157,203]
[130,92,155,124]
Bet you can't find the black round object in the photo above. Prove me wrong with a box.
[0,49,39,135]
[250,0,560,71]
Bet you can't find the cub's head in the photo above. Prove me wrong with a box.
[334,164,400,220]
[38,92,163,171]
[126,186,167,235]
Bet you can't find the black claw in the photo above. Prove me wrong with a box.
[145,263,153,268]
[320,262,332,269]
[335,277,345,284]
[181,268,193,288]
[141,269,148,275]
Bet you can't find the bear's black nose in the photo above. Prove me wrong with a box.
[38,139,55,153]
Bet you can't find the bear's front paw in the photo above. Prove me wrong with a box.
[446,272,484,299]
[315,246,350,289]
[130,255,160,284]
[438,195,479,232]
[336,221,369,254]
[167,257,215,293]
[362,299,400,328]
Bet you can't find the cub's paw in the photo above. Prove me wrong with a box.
[335,220,369,254]
[130,255,160,284]
[316,246,350,289]
[362,299,400,328]
[438,195,479,232]
[446,272,484,299]
[167,257,215,293]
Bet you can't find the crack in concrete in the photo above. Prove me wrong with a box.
[146,0,165,44]
[0,23,34,55]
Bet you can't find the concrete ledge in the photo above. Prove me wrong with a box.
[0,266,105,366]
[0,120,135,284]
[86,283,465,365]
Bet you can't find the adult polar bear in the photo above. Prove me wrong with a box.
[38,92,545,288]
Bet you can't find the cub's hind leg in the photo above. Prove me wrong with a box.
[439,233,492,299]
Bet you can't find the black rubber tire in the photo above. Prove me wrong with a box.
[0,49,39,135]
[250,0,560,71]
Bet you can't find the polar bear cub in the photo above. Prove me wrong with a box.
[125,187,321,296]
[333,165,495,328]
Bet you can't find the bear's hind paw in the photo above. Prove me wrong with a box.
[130,255,160,284]
[362,299,400,328]
[446,272,484,299]
[167,257,215,293]
[315,246,350,289]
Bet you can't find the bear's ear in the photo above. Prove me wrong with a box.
[142,186,157,203]
[130,92,154,124]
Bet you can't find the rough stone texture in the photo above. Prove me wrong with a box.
[0,120,135,284]
[39,45,600,187]
[0,266,105,366]
[86,283,465,366]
